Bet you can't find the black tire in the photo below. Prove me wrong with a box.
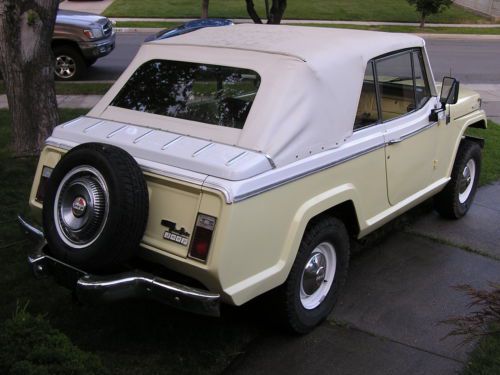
[42,143,149,272]
[278,217,350,334]
[53,45,87,81]
[434,139,481,219]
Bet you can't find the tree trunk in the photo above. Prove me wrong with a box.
[201,0,209,19]
[267,0,287,24]
[0,0,59,157]
[245,0,263,24]
[420,11,426,28]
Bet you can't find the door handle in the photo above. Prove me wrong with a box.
[388,138,402,145]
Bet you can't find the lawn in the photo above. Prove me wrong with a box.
[115,20,500,35]
[0,109,261,375]
[104,0,491,24]
[464,327,500,375]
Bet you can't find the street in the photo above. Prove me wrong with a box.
[89,32,500,84]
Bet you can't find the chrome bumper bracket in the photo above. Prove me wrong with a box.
[19,215,220,317]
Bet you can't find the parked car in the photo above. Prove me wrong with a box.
[19,24,487,333]
[53,10,115,80]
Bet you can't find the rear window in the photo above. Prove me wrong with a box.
[111,60,261,129]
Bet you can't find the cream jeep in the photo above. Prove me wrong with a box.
[20,24,487,333]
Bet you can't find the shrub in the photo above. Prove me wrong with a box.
[0,304,107,375]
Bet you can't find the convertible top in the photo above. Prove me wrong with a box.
[89,25,428,172]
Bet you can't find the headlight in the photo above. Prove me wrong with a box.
[83,28,103,39]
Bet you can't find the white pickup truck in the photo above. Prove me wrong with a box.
[20,23,487,333]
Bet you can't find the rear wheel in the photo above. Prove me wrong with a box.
[434,140,481,219]
[278,217,350,334]
[53,46,87,81]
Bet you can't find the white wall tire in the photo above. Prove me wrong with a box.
[278,217,350,334]
[435,139,481,219]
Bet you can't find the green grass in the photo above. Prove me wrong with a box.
[463,328,500,375]
[104,0,492,24]
[293,23,500,35]
[115,20,500,35]
[0,109,260,374]
[467,121,500,186]
[0,82,112,96]
[115,21,181,28]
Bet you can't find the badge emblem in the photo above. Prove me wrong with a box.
[72,196,87,217]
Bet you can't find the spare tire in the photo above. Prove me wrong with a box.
[42,143,149,272]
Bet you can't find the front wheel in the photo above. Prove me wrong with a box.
[434,139,481,219]
[278,217,350,334]
[53,46,87,81]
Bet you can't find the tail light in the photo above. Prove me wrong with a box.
[189,213,216,262]
[35,166,53,203]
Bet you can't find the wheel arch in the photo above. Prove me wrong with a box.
[277,187,361,286]
[52,39,81,53]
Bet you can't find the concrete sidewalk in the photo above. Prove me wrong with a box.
[225,182,500,375]
[59,0,113,15]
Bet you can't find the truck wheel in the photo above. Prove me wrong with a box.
[279,217,350,334]
[53,46,87,81]
[42,143,149,272]
[434,140,481,219]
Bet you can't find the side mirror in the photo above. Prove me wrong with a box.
[440,77,460,107]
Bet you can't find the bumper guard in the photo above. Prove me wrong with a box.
[18,215,220,317]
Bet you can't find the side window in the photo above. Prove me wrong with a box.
[375,51,415,122]
[354,62,379,130]
[412,50,431,110]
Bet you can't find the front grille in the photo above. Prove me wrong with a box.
[103,20,112,37]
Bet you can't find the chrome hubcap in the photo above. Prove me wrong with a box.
[55,55,76,79]
[300,242,337,310]
[54,166,109,248]
[459,159,476,204]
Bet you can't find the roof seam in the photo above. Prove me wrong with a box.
[149,42,307,62]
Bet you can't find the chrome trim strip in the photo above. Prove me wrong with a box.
[225,151,248,166]
[192,142,215,157]
[453,110,480,121]
[140,165,207,186]
[18,215,44,241]
[45,139,72,150]
[387,121,437,146]
[161,135,183,150]
[106,125,128,138]
[264,153,277,169]
[62,117,84,128]
[84,120,105,133]
[133,129,154,144]
[232,142,385,203]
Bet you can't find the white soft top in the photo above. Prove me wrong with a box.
[88,24,425,173]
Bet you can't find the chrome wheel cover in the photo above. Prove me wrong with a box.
[300,242,337,310]
[54,166,109,248]
[55,54,76,79]
[459,159,476,204]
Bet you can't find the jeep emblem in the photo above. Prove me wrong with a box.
[72,196,87,217]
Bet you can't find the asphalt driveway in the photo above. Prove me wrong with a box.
[225,182,500,375]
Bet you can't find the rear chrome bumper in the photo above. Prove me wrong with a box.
[18,215,220,317]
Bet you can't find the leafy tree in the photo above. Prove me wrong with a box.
[0,0,59,156]
[407,0,453,27]
[246,0,287,24]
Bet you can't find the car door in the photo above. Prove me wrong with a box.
[374,49,439,206]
